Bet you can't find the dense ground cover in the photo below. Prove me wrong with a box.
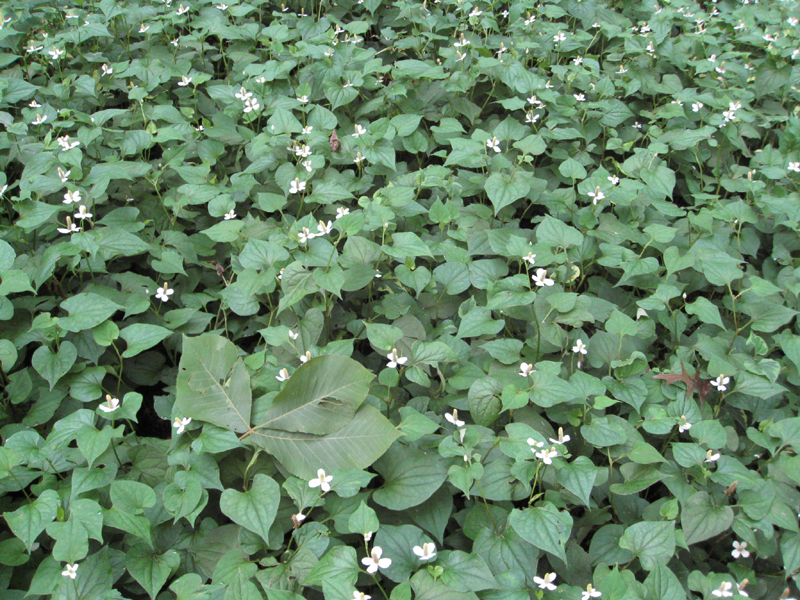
[1,0,800,598]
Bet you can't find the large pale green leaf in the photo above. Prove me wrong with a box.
[373,445,448,511]
[220,474,280,544]
[259,355,374,435]
[176,334,251,434]
[508,502,572,562]
[248,405,399,480]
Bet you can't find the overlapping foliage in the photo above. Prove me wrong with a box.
[1,0,800,599]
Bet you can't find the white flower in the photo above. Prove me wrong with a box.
[324,48,334,57]
[711,375,730,391]
[413,542,436,561]
[374,270,382,279]
[336,207,350,219]
[27,43,44,54]
[289,178,306,194]
[316,220,333,236]
[343,81,354,88]
[549,427,571,445]
[278,268,284,280]
[574,93,586,102]
[534,573,557,591]
[692,102,704,112]
[223,209,236,220]
[48,47,64,60]
[299,351,311,363]
[298,227,315,244]
[573,57,583,66]
[289,330,299,340]
[352,124,367,138]
[354,152,365,164]
[176,4,190,15]
[74,205,93,220]
[255,76,266,83]
[732,541,750,559]
[243,97,260,113]
[173,417,191,434]
[588,187,605,204]
[155,282,174,302]
[523,252,536,265]
[32,114,48,125]
[61,564,78,579]
[139,24,149,33]
[536,447,559,465]
[705,449,721,463]
[101,64,113,76]
[554,31,566,43]
[178,76,192,87]
[532,268,554,287]
[294,512,306,522]
[445,409,464,427]
[171,38,179,46]
[788,162,800,173]
[302,160,313,172]
[302,125,313,134]
[386,348,408,369]
[276,368,290,382]
[353,593,371,600]
[678,415,692,433]
[29,100,41,108]
[57,217,80,234]
[519,362,535,377]
[296,144,312,158]
[527,438,544,449]
[486,136,501,152]
[468,7,482,17]
[63,190,82,204]
[235,87,253,101]
[217,3,228,9]
[309,468,333,492]
[633,122,642,129]
[58,135,80,151]
[581,584,602,600]
[525,113,540,124]
[361,547,391,573]
[364,531,373,542]
[572,339,587,355]
[99,395,120,413]
[608,175,619,185]
[712,582,734,598]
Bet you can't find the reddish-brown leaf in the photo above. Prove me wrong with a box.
[329,130,340,152]
[652,360,712,404]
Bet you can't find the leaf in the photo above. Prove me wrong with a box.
[32,342,77,390]
[438,550,498,592]
[58,293,122,332]
[536,215,584,248]
[557,456,598,507]
[176,334,252,434]
[258,354,374,435]
[248,405,400,480]
[373,445,448,511]
[120,324,173,358]
[468,377,503,426]
[3,489,59,552]
[652,360,711,404]
[619,521,675,571]
[348,501,380,536]
[485,171,531,215]
[508,502,572,562]
[397,407,440,442]
[681,491,733,545]
[374,524,430,583]
[220,474,280,544]
[126,544,180,600]
[644,562,687,600]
